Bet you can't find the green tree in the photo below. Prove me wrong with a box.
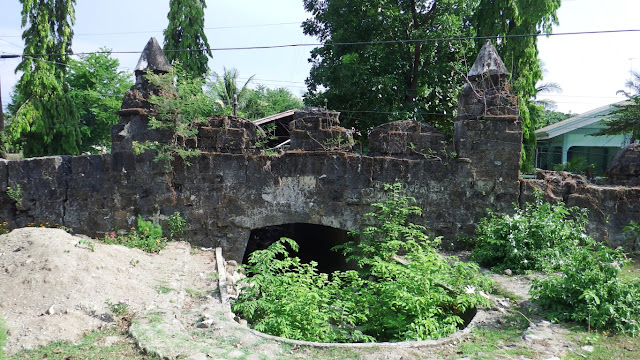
[594,71,640,144]
[9,0,80,157]
[302,0,477,135]
[536,109,572,130]
[243,85,304,120]
[474,0,562,172]
[163,0,212,79]
[207,67,254,113]
[66,50,133,153]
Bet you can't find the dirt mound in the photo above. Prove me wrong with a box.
[0,228,213,354]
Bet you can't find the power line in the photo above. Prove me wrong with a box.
[2,28,640,58]
[0,22,304,38]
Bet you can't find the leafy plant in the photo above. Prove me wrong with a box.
[471,191,593,274]
[233,237,373,343]
[167,211,187,240]
[6,185,22,208]
[0,221,8,235]
[77,239,96,252]
[530,244,640,335]
[101,216,166,253]
[132,65,210,172]
[623,221,640,253]
[105,299,130,318]
[234,183,492,343]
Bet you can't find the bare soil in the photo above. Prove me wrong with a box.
[1,228,579,359]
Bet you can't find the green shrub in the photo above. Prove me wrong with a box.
[233,183,492,343]
[471,191,593,274]
[530,244,640,335]
[101,216,166,253]
[167,211,186,240]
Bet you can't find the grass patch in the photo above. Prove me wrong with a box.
[0,317,7,360]
[565,329,640,359]
[185,288,205,298]
[7,327,160,360]
[155,285,173,294]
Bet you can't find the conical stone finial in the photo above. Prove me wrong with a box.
[468,40,509,80]
[135,37,172,74]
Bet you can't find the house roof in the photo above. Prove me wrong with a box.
[253,110,296,126]
[535,101,626,140]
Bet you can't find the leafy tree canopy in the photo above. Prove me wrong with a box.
[66,50,133,153]
[593,71,640,144]
[536,109,573,130]
[243,85,304,120]
[8,0,80,157]
[303,0,477,135]
[207,67,255,113]
[164,0,212,79]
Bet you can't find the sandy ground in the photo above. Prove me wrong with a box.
[0,228,216,354]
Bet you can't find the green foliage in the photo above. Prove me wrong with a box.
[167,211,187,240]
[243,85,304,120]
[234,183,491,343]
[530,244,640,336]
[8,0,80,157]
[66,50,133,153]
[536,109,574,130]
[101,216,166,253]
[6,185,22,207]
[207,67,254,113]
[553,157,595,176]
[471,191,593,274]
[302,0,477,136]
[593,71,640,143]
[76,239,95,252]
[624,221,640,253]
[0,316,7,360]
[163,0,212,79]
[233,237,373,343]
[105,299,130,317]
[133,66,210,172]
[0,221,8,235]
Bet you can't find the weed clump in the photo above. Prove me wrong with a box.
[101,215,166,253]
[471,191,592,274]
[232,183,492,343]
[471,191,640,336]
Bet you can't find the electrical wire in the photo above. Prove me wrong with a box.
[1,28,639,58]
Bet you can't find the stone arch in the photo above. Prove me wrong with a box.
[232,213,360,273]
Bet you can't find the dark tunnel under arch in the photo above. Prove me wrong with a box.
[243,223,354,274]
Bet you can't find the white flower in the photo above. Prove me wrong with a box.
[465,286,476,294]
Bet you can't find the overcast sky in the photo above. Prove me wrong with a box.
[2,0,640,115]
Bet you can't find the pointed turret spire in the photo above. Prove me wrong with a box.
[468,40,509,80]
[135,37,172,75]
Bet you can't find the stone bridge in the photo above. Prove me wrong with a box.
[1,39,638,263]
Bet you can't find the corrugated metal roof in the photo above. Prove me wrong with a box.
[535,101,627,140]
[253,110,296,126]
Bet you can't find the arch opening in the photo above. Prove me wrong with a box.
[243,223,354,274]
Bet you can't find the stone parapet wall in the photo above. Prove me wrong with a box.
[522,170,640,249]
[0,116,524,261]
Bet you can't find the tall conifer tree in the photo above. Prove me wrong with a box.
[163,0,212,79]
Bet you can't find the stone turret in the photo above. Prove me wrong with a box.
[454,40,523,201]
[457,40,518,120]
[112,37,173,152]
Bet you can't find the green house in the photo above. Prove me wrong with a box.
[535,102,631,176]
